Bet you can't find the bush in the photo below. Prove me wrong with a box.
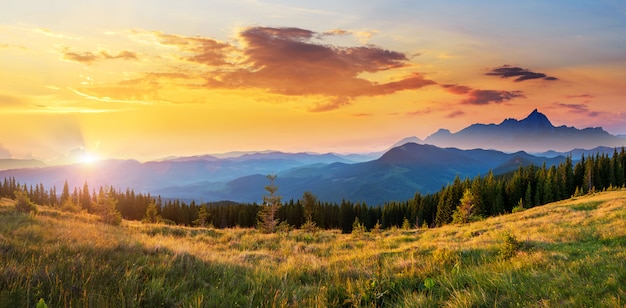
[498,231,521,260]
[14,190,37,214]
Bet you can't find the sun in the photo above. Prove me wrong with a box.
[79,152,100,164]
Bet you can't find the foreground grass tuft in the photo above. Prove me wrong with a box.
[1,190,626,307]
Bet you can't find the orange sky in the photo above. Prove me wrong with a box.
[1,1,625,162]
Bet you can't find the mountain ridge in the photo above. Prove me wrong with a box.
[423,109,623,152]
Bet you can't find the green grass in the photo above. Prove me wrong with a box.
[1,190,626,307]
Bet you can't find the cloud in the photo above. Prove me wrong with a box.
[62,50,99,64]
[461,90,525,105]
[322,28,379,44]
[69,27,435,111]
[564,94,594,99]
[193,26,433,110]
[442,84,525,105]
[149,31,232,66]
[60,47,138,64]
[486,65,558,82]
[0,42,26,50]
[34,28,80,40]
[446,110,465,118]
[309,97,352,112]
[440,84,471,95]
[554,102,600,118]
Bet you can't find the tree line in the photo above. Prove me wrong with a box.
[2,148,625,232]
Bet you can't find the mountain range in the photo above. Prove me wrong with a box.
[0,143,567,205]
[0,109,623,205]
[423,109,624,152]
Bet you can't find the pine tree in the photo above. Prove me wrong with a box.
[95,188,122,226]
[257,175,282,233]
[300,191,318,232]
[60,180,71,205]
[452,189,475,224]
[81,181,92,212]
[143,200,160,224]
[193,205,210,227]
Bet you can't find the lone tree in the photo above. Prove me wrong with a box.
[301,191,318,233]
[95,188,122,226]
[257,174,282,233]
[452,188,475,224]
[143,200,161,224]
[193,205,211,227]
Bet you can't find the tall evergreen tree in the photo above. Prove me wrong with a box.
[60,180,71,205]
[257,175,282,233]
[95,188,122,226]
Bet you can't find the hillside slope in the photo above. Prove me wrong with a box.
[1,190,625,307]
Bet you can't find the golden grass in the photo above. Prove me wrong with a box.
[1,190,625,307]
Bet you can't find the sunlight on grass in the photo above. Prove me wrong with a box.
[1,191,625,306]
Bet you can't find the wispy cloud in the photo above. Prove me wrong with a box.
[33,28,80,40]
[0,42,26,50]
[554,102,600,117]
[564,94,593,99]
[446,110,465,118]
[486,65,558,82]
[442,84,525,105]
[60,47,138,64]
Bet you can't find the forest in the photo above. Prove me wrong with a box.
[2,147,625,232]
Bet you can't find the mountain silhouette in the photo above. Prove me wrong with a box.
[424,109,623,152]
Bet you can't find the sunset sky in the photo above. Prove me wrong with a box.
[2,0,626,162]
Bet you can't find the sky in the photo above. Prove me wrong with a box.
[1,0,625,162]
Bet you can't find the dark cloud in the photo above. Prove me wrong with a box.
[461,90,525,105]
[556,103,590,113]
[62,50,99,64]
[446,110,465,118]
[440,84,471,95]
[555,103,600,118]
[61,47,138,64]
[486,65,558,82]
[564,94,594,99]
[442,84,525,105]
[100,50,138,60]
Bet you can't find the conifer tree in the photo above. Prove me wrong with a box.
[301,191,318,232]
[81,181,92,212]
[193,204,210,227]
[60,180,71,205]
[257,175,281,233]
[452,189,475,224]
[143,200,160,224]
[95,188,122,226]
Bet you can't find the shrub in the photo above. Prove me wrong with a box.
[14,190,37,214]
[352,217,366,238]
[60,198,81,213]
[498,231,521,260]
[512,199,524,213]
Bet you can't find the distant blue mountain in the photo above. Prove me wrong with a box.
[424,109,624,152]
[153,143,567,205]
[0,143,569,205]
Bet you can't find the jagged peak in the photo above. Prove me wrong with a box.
[521,108,553,127]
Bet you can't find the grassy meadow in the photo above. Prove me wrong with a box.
[1,190,625,307]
